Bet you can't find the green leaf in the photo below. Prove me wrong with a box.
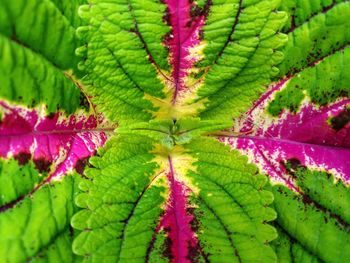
[269,0,350,115]
[278,1,350,76]
[0,35,83,113]
[279,0,345,35]
[270,168,350,263]
[185,137,277,262]
[271,226,319,263]
[76,1,169,124]
[0,158,45,206]
[30,230,82,263]
[49,0,86,28]
[268,46,350,115]
[72,133,166,261]
[0,0,87,114]
[0,158,82,262]
[117,118,233,149]
[0,0,82,69]
[196,0,287,121]
[1,0,350,261]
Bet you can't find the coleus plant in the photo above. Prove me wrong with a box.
[0,0,349,262]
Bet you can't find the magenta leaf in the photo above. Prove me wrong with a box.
[0,101,113,179]
[223,75,350,188]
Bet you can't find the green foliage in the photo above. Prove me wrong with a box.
[117,118,232,149]
[76,1,169,124]
[269,46,350,115]
[279,0,344,32]
[185,137,277,262]
[71,129,277,262]
[278,1,350,76]
[0,0,85,114]
[0,158,45,206]
[271,226,319,263]
[197,0,287,121]
[0,158,82,263]
[72,134,165,262]
[269,0,350,115]
[0,35,83,113]
[271,168,350,263]
[0,0,81,69]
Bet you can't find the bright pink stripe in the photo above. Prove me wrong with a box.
[0,101,113,178]
[164,0,205,104]
[156,156,198,262]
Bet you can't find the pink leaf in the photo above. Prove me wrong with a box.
[222,80,350,189]
[0,101,114,180]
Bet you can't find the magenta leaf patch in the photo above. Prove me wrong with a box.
[222,81,350,188]
[0,101,113,179]
[164,0,205,103]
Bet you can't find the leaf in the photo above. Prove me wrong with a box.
[0,157,82,262]
[1,0,350,262]
[270,168,350,262]
[271,225,319,263]
[271,1,350,113]
[0,35,83,114]
[72,126,276,262]
[76,1,169,124]
[184,137,276,262]
[0,102,112,261]
[0,158,44,207]
[278,0,350,77]
[77,0,287,123]
[219,1,350,184]
[0,0,116,261]
[0,0,88,114]
[71,133,165,261]
[196,0,287,121]
[0,102,113,178]
[0,0,82,69]
[217,1,350,261]
[222,86,350,185]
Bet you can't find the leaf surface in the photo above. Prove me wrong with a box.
[0,159,82,262]
[0,102,113,179]
[1,0,350,262]
[217,1,350,261]
[0,1,116,260]
[271,169,350,263]
[72,126,276,262]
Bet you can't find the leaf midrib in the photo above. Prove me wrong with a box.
[0,127,115,137]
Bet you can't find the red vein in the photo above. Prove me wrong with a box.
[0,127,115,137]
[167,156,182,262]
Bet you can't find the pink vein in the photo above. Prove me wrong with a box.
[0,128,115,137]
[165,0,205,105]
[216,134,350,151]
[167,156,182,261]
